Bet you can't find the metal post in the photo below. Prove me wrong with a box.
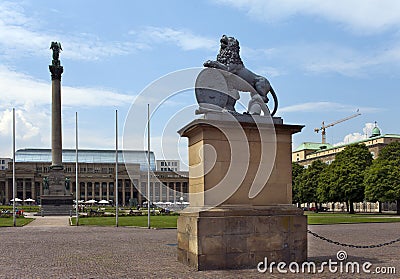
[115,110,119,227]
[147,104,151,229]
[75,112,79,226]
[12,108,16,227]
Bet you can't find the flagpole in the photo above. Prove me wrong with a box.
[75,112,79,226]
[147,104,150,229]
[115,110,119,227]
[12,108,16,227]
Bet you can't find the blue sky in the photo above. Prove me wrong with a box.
[1,0,400,168]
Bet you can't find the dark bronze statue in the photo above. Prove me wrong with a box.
[49,41,64,80]
[203,35,278,116]
[43,177,49,190]
[50,42,62,65]
[65,177,70,191]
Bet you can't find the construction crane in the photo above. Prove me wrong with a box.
[314,110,361,144]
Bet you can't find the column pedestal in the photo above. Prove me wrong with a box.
[177,114,307,270]
[41,168,73,215]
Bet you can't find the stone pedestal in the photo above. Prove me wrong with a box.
[177,114,307,270]
[41,167,73,216]
[47,168,66,195]
[40,195,74,216]
[177,205,306,270]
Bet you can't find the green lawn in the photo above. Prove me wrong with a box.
[0,217,34,227]
[71,215,178,228]
[306,212,400,225]
[70,212,400,228]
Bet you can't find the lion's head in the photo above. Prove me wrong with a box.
[216,35,243,66]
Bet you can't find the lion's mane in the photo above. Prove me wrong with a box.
[216,40,243,66]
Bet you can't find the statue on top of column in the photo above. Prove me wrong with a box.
[50,42,62,66]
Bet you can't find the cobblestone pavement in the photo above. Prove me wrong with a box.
[0,222,399,279]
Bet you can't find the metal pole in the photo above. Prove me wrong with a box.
[115,110,119,227]
[12,108,16,227]
[147,104,150,229]
[75,112,79,226]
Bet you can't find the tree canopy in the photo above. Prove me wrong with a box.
[318,144,373,213]
[292,142,400,214]
[365,142,400,214]
[296,160,326,205]
[291,162,304,204]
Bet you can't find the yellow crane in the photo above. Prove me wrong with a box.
[314,111,361,144]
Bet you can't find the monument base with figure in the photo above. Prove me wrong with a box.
[40,168,73,216]
[177,115,307,270]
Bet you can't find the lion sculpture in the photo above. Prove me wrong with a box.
[203,35,278,116]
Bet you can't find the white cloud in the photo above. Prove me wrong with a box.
[279,102,380,113]
[216,0,400,33]
[64,86,134,107]
[0,66,134,157]
[0,66,133,107]
[0,107,48,157]
[0,109,13,136]
[334,122,376,146]
[299,43,400,77]
[133,27,217,51]
[0,1,134,61]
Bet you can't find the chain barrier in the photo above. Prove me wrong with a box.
[307,229,400,249]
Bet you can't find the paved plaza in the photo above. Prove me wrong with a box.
[0,220,399,278]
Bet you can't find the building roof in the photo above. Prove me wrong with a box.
[294,142,334,152]
[295,134,400,158]
[327,134,400,151]
[371,127,381,137]
[15,148,155,171]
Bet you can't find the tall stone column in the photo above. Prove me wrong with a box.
[40,42,73,215]
[51,70,63,169]
[130,181,134,200]
[99,182,103,200]
[47,42,65,196]
[106,182,110,201]
[5,179,9,204]
[173,182,177,203]
[138,188,142,205]
[84,182,88,201]
[122,181,126,206]
[31,178,36,199]
[22,179,26,201]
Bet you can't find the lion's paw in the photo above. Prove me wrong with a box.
[203,60,215,67]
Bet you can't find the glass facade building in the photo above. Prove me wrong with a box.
[15,148,156,171]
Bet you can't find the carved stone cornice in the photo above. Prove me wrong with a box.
[49,65,64,80]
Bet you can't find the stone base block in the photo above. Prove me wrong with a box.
[40,195,74,216]
[47,168,66,195]
[177,205,307,270]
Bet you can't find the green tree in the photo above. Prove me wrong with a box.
[292,162,304,205]
[297,160,326,209]
[365,142,400,215]
[376,141,400,162]
[317,164,342,204]
[318,144,373,213]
